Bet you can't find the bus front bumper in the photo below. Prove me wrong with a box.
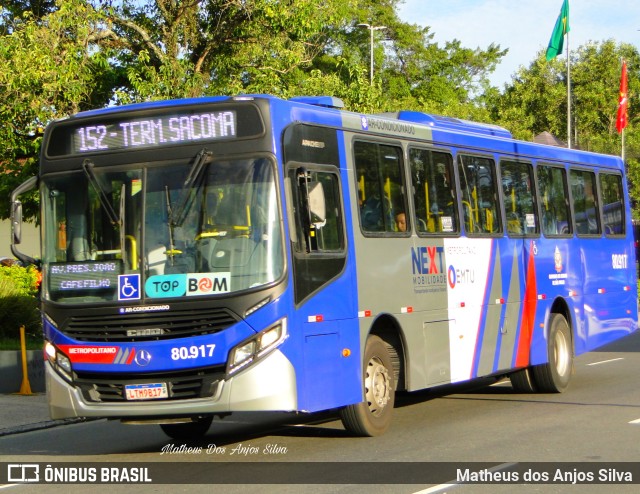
[46,349,298,420]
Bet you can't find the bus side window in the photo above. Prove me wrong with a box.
[538,165,571,236]
[457,155,501,235]
[409,148,457,234]
[354,141,408,234]
[500,160,538,236]
[599,173,625,236]
[570,169,601,236]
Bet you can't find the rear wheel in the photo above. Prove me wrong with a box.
[509,367,537,393]
[532,313,573,392]
[340,336,395,437]
[160,416,213,440]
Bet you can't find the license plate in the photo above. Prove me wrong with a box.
[124,383,168,400]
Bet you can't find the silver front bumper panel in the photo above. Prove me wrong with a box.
[46,349,297,420]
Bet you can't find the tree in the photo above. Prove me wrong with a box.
[491,52,568,141]
[570,41,639,155]
[0,0,56,34]
[97,0,367,102]
[0,0,116,219]
[97,0,506,112]
[0,0,507,220]
[317,0,506,116]
[492,40,640,215]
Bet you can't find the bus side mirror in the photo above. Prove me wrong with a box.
[12,200,23,244]
[10,176,38,265]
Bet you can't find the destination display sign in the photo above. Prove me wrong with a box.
[45,103,264,157]
[73,110,236,154]
[47,260,122,293]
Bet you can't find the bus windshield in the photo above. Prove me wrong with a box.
[41,156,284,303]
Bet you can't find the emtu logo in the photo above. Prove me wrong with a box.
[447,265,476,289]
[448,266,457,288]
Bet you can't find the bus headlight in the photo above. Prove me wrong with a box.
[57,353,72,374]
[258,325,282,352]
[45,341,72,381]
[230,341,256,369]
[227,318,287,375]
[45,341,56,359]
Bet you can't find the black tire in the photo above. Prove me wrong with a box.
[160,416,213,440]
[340,335,395,437]
[509,367,537,393]
[532,313,573,393]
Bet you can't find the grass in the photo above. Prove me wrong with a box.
[0,336,43,351]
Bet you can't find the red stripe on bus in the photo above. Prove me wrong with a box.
[515,245,537,368]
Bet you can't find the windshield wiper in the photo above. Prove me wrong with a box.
[82,160,121,226]
[169,148,213,227]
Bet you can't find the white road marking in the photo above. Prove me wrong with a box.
[586,358,624,366]
[412,483,457,494]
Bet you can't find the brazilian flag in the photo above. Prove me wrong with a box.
[546,0,570,61]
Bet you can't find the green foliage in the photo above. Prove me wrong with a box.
[0,265,41,338]
[0,264,40,296]
[0,0,118,219]
[0,0,507,222]
[493,40,640,217]
[107,0,364,102]
[8,1,640,222]
[492,53,568,140]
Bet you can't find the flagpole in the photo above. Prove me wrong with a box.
[622,128,625,162]
[546,0,571,146]
[566,30,571,149]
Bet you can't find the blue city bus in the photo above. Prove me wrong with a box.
[10,95,638,438]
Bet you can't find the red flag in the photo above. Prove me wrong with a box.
[616,61,628,133]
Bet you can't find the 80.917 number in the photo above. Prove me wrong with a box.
[170,344,216,360]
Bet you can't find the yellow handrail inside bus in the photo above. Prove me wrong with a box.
[384,177,391,204]
[462,201,474,231]
[424,181,438,232]
[125,235,137,270]
[195,225,250,241]
[462,186,480,232]
[471,187,479,223]
[424,180,430,221]
[485,208,494,232]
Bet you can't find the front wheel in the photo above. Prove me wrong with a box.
[532,313,573,392]
[160,416,213,440]
[340,336,395,437]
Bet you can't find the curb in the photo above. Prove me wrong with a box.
[0,417,96,437]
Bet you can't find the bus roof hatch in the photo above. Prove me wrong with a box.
[289,96,345,109]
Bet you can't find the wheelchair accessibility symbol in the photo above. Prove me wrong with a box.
[118,274,140,300]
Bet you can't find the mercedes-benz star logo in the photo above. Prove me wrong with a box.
[134,349,152,367]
